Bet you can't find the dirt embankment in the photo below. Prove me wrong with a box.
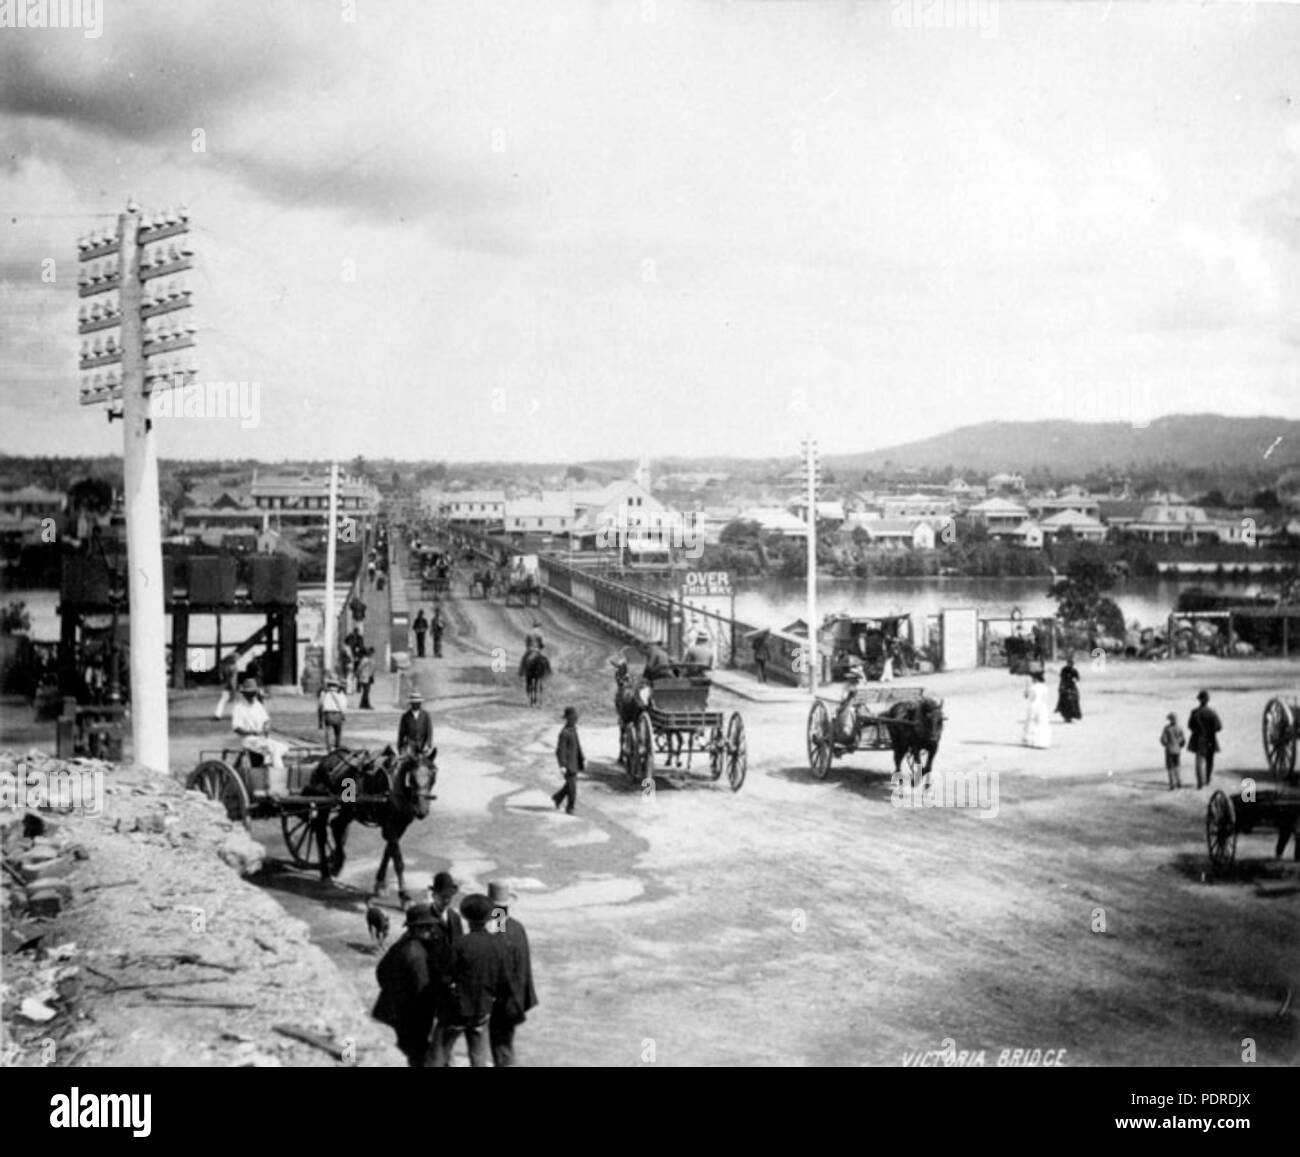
[2,750,403,1067]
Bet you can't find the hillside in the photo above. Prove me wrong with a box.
[822,415,1300,478]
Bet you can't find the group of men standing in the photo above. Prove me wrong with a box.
[412,605,445,659]
[373,874,538,1067]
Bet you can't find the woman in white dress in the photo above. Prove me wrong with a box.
[1022,671,1052,749]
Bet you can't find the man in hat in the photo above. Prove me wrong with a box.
[524,618,545,653]
[1160,711,1186,790]
[397,690,434,764]
[316,673,348,751]
[553,706,584,814]
[680,629,714,676]
[1187,690,1222,789]
[426,871,464,1044]
[372,903,438,1066]
[431,602,444,659]
[357,647,377,710]
[641,637,675,683]
[429,894,506,1067]
[487,881,538,1068]
[231,677,289,797]
[412,609,428,659]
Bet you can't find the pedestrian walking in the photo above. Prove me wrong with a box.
[431,604,444,659]
[358,647,376,710]
[1055,655,1082,722]
[1160,711,1186,790]
[429,894,506,1067]
[487,881,538,1068]
[413,609,428,659]
[212,653,239,720]
[1021,671,1052,749]
[371,903,439,1067]
[553,706,584,814]
[317,673,348,750]
[1188,690,1222,789]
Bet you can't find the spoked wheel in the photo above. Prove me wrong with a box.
[708,723,726,781]
[1206,790,1237,877]
[807,700,833,780]
[187,760,250,825]
[621,721,639,784]
[280,804,338,869]
[725,712,747,792]
[633,712,654,785]
[1261,698,1296,784]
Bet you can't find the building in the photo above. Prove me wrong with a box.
[250,471,379,526]
[986,471,1025,493]
[442,489,506,527]
[504,492,575,536]
[788,499,846,526]
[0,486,66,521]
[860,518,936,550]
[1028,486,1101,521]
[735,507,809,539]
[1039,510,1107,544]
[968,496,1032,539]
[1124,503,1224,545]
[879,492,957,521]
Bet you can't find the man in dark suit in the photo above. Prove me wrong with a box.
[425,871,463,1046]
[396,690,434,763]
[1188,689,1222,789]
[487,881,538,1067]
[371,904,438,1066]
[429,894,506,1067]
[553,706,584,814]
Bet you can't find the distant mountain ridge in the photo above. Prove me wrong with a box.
[822,415,1300,478]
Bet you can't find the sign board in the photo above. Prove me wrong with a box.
[682,570,732,597]
[940,607,979,671]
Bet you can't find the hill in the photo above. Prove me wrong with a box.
[823,415,1300,479]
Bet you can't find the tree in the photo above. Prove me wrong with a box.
[565,465,587,483]
[719,520,762,546]
[1049,552,1115,627]
[68,477,114,515]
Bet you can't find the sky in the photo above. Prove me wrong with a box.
[1,0,1298,463]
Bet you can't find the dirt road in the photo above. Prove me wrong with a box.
[235,567,1300,1067]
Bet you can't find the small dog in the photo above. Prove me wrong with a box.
[365,901,390,951]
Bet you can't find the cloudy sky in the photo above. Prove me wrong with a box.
[1,0,1298,463]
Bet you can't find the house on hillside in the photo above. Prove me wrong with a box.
[986,471,1025,492]
[737,507,808,539]
[859,518,937,551]
[879,492,957,521]
[1124,503,1242,546]
[968,496,1031,539]
[1039,510,1107,544]
[1028,485,1101,520]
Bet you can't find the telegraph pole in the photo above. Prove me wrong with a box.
[78,202,195,774]
[324,461,340,677]
[803,434,819,695]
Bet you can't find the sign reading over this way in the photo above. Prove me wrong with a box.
[682,571,733,597]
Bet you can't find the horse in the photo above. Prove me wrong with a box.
[611,656,650,766]
[305,745,436,902]
[520,646,551,706]
[472,568,495,599]
[882,696,945,787]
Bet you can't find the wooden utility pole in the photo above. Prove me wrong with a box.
[324,462,340,677]
[804,434,819,695]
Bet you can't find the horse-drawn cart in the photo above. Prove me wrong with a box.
[620,675,747,792]
[807,683,943,786]
[1205,696,1300,875]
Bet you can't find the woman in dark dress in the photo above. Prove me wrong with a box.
[1055,656,1082,722]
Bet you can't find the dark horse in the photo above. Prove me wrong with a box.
[611,656,649,766]
[472,567,495,599]
[882,696,945,787]
[306,746,436,902]
[520,646,551,706]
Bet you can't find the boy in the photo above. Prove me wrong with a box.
[1160,711,1186,790]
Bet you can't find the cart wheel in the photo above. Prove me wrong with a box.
[1206,790,1237,877]
[620,722,637,783]
[280,804,338,869]
[187,760,250,825]
[726,713,747,792]
[708,723,726,780]
[1262,698,1296,783]
[633,712,654,784]
[807,700,833,780]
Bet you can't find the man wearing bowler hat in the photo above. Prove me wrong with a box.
[1188,690,1222,789]
[372,903,438,1066]
[487,881,538,1067]
[430,893,506,1067]
[553,706,584,814]
[426,871,464,1044]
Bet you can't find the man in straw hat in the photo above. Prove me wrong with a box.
[397,689,435,765]
[680,628,714,676]
[231,677,289,798]
[372,902,439,1066]
[487,880,538,1067]
[316,673,348,751]
[553,706,584,814]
